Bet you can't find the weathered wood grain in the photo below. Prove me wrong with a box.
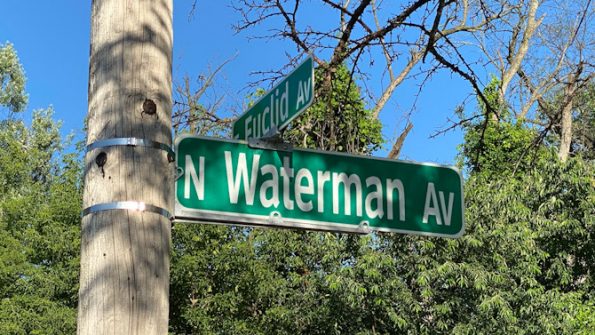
[79,1,173,334]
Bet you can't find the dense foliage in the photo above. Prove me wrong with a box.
[0,34,593,334]
[0,43,27,113]
[283,64,383,154]
[0,110,82,334]
[169,63,387,333]
[168,74,595,333]
[0,44,81,334]
[169,127,594,334]
[541,82,595,160]
[384,152,594,333]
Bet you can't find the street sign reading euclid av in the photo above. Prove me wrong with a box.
[175,136,465,238]
[233,56,314,140]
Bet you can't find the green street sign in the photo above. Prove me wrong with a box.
[174,136,465,238]
[233,56,314,140]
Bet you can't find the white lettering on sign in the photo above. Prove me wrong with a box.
[184,155,204,200]
[244,82,290,139]
[295,168,314,212]
[332,172,363,216]
[193,151,410,223]
[281,156,294,210]
[296,79,312,110]
[386,179,405,221]
[422,182,454,226]
[317,171,331,213]
[423,183,441,225]
[365,176,384,219]
[225,152,260,205]
[439,189,454,226]
[260,164,280,208]
[279,82,289,120]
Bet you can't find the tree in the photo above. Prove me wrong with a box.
[284,64,382,153]
[370,93,595,332]
[0,43,27,113]
[169,116,595,334]
[169,59,385,334]
[540,81,595,161]
[0,42,81,335]
[172,56,237,136]
[566,83,595,159]
[171,61,383,154]
[385,152,594,333]
[475,0,594,162]
[231,0,511,156]
[425,79,595,333]
[520,0,593,162]
[0,109,82,334]
[456,77,548,175]
[169,3,594,333]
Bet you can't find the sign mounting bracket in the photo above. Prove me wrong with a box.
[247,125,293,152]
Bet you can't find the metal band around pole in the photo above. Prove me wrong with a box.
[86,137,175,161]
[82,201,174,221]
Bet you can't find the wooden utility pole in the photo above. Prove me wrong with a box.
[78,0,173,334]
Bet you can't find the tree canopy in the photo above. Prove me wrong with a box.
[0,109,82,334]
[0,43,27,113]
[0,43,81,334]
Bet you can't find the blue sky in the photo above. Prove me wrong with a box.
[0,1,474,165]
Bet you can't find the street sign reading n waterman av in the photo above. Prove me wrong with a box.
[233,56,314,140]
[174,136,465,238]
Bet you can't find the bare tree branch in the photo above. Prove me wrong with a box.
[231,0,519,156]
[172,54,237,135]
[388,122,413,159]
[500,0,541,101]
